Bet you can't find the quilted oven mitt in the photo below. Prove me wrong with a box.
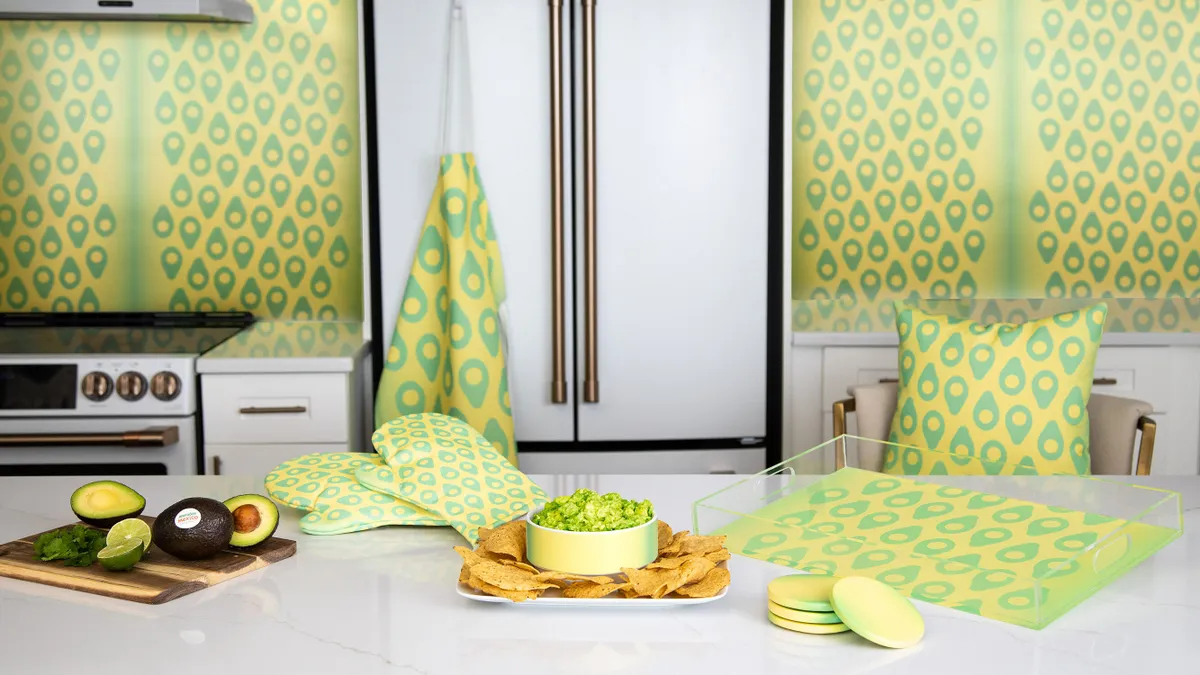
[364,413,547,544]
[264,452,446,535]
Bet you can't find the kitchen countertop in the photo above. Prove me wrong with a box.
[197,321,369,373]
[1,474,1196,675]
[792,297,1200,345]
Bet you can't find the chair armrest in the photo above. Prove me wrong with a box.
[1135,416,1156,476]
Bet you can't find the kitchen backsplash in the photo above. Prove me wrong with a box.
[793,0,1200,331]
[0,0,362,319]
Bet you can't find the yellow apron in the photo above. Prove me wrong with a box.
[375,3,517,465]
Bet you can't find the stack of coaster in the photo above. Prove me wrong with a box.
[767,574,925,648]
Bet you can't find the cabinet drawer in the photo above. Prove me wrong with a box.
[202,373,350,444]
[823,347,1170,412]
[206,443,351,481]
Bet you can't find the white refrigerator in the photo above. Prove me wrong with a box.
[369,0,774,473]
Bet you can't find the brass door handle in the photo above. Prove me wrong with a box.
[238,406,307,415]
[549,0,568,404]
[1093,377,1117,386]
[0,426,179,447]
[581,0,599,403]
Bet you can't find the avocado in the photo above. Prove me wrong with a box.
[152,497,234,560]
[223,494,279,548]
[70,481,146,528]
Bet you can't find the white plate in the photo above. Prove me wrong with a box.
[456,582,727,607]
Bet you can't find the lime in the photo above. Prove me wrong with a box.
[107,517,152,553]
[98,539,145,572]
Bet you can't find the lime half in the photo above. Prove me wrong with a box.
[98,539,145,572]
[107,517,152,553]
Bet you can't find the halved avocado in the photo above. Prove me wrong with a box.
[70,481,146,528]
[223,494,279,548]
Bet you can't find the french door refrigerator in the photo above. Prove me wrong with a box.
[367,0,782,473]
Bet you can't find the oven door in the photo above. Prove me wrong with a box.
[0,417,197,476]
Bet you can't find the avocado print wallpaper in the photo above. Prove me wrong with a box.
[793,0,1200,332]
[0,0,362,319]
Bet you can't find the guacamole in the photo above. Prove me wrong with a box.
[531,488,654,532]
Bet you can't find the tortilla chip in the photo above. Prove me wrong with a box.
[563,581,627,599]
[453,545,488,567]
[704,548,731,564]
[500,559,541,574]
[476,527,493,544]
[678,534,726,557]
[458,563,470,585]
[470,561,556,592]
[657,530,690,557]
[465,571,541,602]
[652,557,716,598]
[478,520,526,562]
[535,571,613,585]
[674,567,731,598]
[646,555,692,570]
[657,521,673,551]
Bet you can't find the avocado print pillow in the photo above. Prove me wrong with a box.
[264,452,445,536]
[886,303,1108,476]
[370,413,547,544]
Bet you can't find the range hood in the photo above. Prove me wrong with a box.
[0,0,254,23]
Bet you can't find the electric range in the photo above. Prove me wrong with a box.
[0,312,255,476]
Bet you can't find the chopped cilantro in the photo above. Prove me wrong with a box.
[32,525,106,567]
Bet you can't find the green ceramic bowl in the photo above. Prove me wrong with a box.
[525,515,658,576]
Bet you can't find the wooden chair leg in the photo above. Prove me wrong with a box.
[1135,416,1156,476]
[832,398,855,470]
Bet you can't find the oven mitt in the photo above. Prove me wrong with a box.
[264,452,446,535]
[368,413,547,544]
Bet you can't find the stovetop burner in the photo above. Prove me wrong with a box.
[0,312,256,356]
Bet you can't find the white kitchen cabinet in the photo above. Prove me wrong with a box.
[197,330,372,478]
[205,443,350,481]
[373,1,769,460]
[790,342,1200,475]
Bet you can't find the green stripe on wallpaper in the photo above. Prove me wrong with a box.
[0,0,363,320]
[793,0,1200,333]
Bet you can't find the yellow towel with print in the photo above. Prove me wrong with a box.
[376,152,517,466]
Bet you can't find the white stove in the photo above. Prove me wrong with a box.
[0,312,255,476]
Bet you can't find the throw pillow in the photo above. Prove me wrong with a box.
[885,302,1107,476]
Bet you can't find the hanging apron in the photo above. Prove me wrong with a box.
[375,1,517,466]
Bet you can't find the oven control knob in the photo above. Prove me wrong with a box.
[116,372,148,401]
[81,372,113,402]
[150,371,182,401]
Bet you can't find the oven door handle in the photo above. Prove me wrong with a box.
[0,427,180,448]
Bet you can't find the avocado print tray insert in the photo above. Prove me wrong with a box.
[693,436,1182,629]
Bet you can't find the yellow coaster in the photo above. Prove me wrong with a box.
[768,600,842,624]
[830,577,925,649]
[768,611,851,634]
[767,574,839,611]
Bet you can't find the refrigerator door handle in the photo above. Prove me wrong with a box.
[549,0,568,404]
[581,0,599,404]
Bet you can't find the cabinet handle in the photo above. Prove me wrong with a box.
[582,0,599,404]
[0,427,179,448]
[211,455,222,476]
[549,0,568,405]
[238,406,308,415]
[1093,377,1117,386]
[879,378,898,384]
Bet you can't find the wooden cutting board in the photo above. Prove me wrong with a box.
[0,516,296,604]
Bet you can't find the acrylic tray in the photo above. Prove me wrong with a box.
[693,436,1183,629]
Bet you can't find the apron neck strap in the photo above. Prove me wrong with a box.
[438,0,475,156]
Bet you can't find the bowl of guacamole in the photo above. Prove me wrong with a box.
[526,489,658,575]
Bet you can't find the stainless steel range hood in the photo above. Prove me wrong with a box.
[0,0,254,23]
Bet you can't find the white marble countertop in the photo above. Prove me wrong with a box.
[1,475,1196,675]
[197,321,368,373]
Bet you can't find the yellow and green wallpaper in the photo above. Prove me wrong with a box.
[0,0,362,319]
[793,0,1200,332]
